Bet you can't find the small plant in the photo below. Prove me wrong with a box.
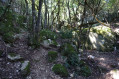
[79,65,91,77]
[48,51,58,62]
[27,35,40,48]
[52,64,68,77]
[61,43,76,56]
[2,32,15,43]
[65,53,79,68]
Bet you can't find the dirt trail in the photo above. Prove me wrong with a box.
[27,47,62,79]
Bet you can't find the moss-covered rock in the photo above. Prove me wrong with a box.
[41,39,58,48]
[7,53,23,61]
[20,60,30,77]
[52,64,68,77]
[48,51,58,62]
[89,26,115,51]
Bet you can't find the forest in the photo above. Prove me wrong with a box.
[0,0,119,79]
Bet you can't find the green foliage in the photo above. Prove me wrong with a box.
[52,64,68,77]
[79,65,91,77]
[60,30,73,39]
[17,15,27,29]
[39,29,57,40]
[65,53,79,68]
[91,26,115,51]
[27,35,40,48]
[2,32,14,43]
[60,43,76,56]
[48,51,58,62]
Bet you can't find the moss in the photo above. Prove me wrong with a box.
[52,64,68,77]
[48,51,58,62]
[9,53,16,57]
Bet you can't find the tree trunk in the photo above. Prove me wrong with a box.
[25,0,29,28]
[44,0,47,28]
[36,0,43,34]
[31,0,36,35]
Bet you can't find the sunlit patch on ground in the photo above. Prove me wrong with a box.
[105,69,119,79]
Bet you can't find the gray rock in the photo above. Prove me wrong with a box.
[41,39,59,48]
[88,26,115,51]
[7,53,23,61]
[20,60,30,76]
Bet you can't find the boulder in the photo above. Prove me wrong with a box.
[88,26,115,51]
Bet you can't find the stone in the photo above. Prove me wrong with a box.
[41,39,58,48]
[88,26,115,51]
[20,60,30,76]
[7,53,23,61]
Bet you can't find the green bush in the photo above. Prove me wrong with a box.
[52,64,68,77]
[39,29,57,40]
[2,32,15,43]
[65,53,79,68]
[60,30,72,39]
[61,43,76,56]
[27,35,40,48]
[17,15,27,29]
[79,65,91,77]
[48,51,58,62]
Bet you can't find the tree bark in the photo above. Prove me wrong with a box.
[44,0,47,28]
[31,0,36,35]
[36,0,43,33]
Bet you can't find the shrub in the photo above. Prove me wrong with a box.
[79,65,91,77]
[27,35,40,48]
[2,32,15,43]
[60,30,72,39]
[52,64,68,77]
[65,53,79,68]
[39,29,57,40]
[61,43,76,56]
[48,51,58,62]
